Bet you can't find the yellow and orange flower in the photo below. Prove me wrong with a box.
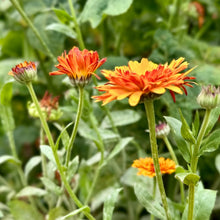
[50,46,106,87]
[9,61,37,83]
[132,157,176,177]
[93,57,196,106]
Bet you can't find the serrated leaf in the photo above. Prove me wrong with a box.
[164,116,191,162]
[24,156,41,179]
[103,188,122,220]
[40,145,56,165]
[46,23,76,39]
[101,109,141,128]
[175,173,200,185]
[80,0,133,28]
[105,137,133,164]
[179,110,196,144]
[0,155,20,165]
[182,183,217,220]
[40,177,61,195]
[199,128,220,155]
[16,186,47,197]
[9,200,44,220]
[134,183,166,219]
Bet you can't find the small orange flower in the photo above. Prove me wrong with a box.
[132,157,176,177]
[93,57,196,106]
[9,61,37,83]
[50,46,106,87]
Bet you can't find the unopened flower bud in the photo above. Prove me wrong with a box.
[9,61,37,84]
[28,91,62,121]
[197,85,220,109]
[155,122,170,138]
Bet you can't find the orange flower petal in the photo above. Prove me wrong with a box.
[128,91,143,106]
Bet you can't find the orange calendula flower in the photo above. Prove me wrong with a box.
[9,61,37,84]
[50,46,106,87]
[93,57,196,106]
[132,157,176,177]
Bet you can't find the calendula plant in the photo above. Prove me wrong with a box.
[0,0,220,220]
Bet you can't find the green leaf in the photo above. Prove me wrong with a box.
[101,109,141,128]
[40,177,62,195]
[52,8,73,24]
[46,23,76,39]
[179,110,196,144]
[0,80,13,105]
[215,154,220,174]
[53,122,73,150]
[105,137,133,164]
[175,173,200,185]
[40,145,56,165]
[205,107,220,136]
[24,156,41,180]
[0,105,15,132]
[199,128,220,155]
[9,200,44,220]
[56,206,90,220]
[47,207,67,220]
[0,155,20,165]
[80,0,133,28]
[182,183,217,220]
[66,156,79,182]
[103,188,122,220]
[164,116,191,162]
[134,183,166,219]
[16,186,47,197]
[27,14,65,55]
[192,110,200,137]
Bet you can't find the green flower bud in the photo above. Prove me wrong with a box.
[197,85,220,109]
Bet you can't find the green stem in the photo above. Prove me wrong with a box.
[7,131,27,186]
[163,136,185,203]
[144,99,171,220]
[187,109,211,220]
[163,136,178,164]
[191,109,211,173]
[10,0,56,63]
[68,0,85,50]
[65,86,84,167]
[40,126,48,178]
[150,178,157,220]
[187,184,194,220]
[26,82,95,220]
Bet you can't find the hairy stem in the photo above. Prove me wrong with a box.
[188,109,211,220]
[65,86,84,167]
[144,99,171,220]
[26,82,95,220]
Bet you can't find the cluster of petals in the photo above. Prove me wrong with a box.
[132,157,176,177]
[49,46,106,86]
[9,61,37,83]
[93,57,195,106]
